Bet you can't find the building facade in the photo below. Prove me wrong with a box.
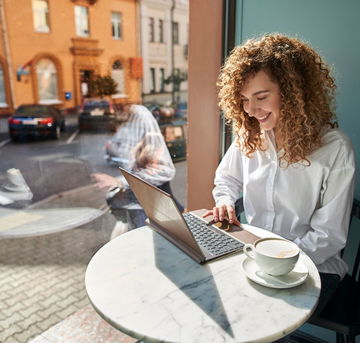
[0,0,142,115]
[139,0,188,103]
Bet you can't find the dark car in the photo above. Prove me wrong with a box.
[160,120,187,162]
[78,99,116,133]
[8,104,65,141]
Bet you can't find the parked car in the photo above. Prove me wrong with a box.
[160,120,187,162]
[78,99,116,133]
[8,104,65,141]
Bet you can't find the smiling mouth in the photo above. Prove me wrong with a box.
[257,113,271,122]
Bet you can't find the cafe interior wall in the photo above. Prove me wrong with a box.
[234,0,360,342]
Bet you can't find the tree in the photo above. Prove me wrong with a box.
[88,75,118,98]
[164,70,187,103]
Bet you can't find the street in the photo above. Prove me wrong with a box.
[0,114,186,343]
[0,114,186,206]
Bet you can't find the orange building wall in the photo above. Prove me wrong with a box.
[0,0,141,114]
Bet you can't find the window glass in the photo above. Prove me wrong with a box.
[150,67,156,93]
[84,100,110,111]
[36,58,58,102]
[32,0,50,33]
[149,17,154,42]
[111,12,122,39]
[75,5,89,37]
[111,60,125,95]
[159,19,164,43]
[0,66,6,105]
[160,68,165,92]
[172,21,179,44]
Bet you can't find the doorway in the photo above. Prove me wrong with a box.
[80,69,93,101]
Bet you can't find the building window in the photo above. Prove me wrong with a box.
[160,68,165,92]
[36,58,58,103]
[0,65,7,106]
[150,68,156,93]
[32,0,50,33]
[111,60,125,95]
[149,17,155,42]
[111,12,122,40]
[75,5,89,37]
[174,68,180,91]
[172,21,179,44]
[159,19,164,43]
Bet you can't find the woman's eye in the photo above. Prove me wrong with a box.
[257,97,267,101]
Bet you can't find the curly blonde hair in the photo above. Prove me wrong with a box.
[218,33,338,165]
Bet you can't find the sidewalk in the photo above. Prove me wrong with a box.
[0,161,186,343]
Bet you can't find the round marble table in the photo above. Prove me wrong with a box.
[85,225,321,343]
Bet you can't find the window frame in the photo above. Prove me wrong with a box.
[149,17,155,43]
[172,21,179,45]
[150,67,156,93]
[160,68,165,92]
[35,57,60,105]
[111,11,122,40]
[32,0,50,33]
[111,59,126,97]
[159,19,164,43]
[74,5,90,37]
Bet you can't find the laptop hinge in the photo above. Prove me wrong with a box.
[146,219,206,264]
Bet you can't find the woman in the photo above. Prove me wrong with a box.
[204,33,355,316]
[92,104,183,230]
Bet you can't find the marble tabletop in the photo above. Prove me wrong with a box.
[85,225,321,343]
[0,207,104,238]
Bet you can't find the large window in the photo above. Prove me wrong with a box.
[172,21,179,44]
[0,65,6,106]
[32,0,50,33]
[149,17,155,42]
[75,5,89,37]
[111,12,122,40]
[159,19,164,43]
[111,60,125,96]
[36,58,59,103]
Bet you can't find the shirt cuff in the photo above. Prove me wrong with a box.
[215,196,235,207]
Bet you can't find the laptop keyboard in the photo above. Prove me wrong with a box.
[182,213,243,256]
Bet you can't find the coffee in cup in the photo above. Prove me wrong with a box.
[243,238,300,276]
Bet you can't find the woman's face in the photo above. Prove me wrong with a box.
[240,70,281,131]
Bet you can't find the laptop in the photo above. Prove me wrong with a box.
[120,167,259,264]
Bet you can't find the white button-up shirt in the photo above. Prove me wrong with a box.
[213,128,355,277]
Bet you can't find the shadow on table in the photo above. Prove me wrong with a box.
[244,268,319,311]
[152,232,235,338]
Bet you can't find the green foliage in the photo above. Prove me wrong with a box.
[164,71,187,91]
[88,75,118,98]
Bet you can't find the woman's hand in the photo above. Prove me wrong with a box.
[202,205,240,226]
[91,173,123,190]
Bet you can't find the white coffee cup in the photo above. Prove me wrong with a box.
[243,238,300,276]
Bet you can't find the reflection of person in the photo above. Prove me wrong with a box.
[92,104,183,230]
[204,34,355,317]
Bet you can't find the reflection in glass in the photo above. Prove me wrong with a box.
[0,66,6,105]
[36,58,58,102]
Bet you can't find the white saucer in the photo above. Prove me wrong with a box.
[242,257,308,289]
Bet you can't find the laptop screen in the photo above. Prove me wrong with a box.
[120,168,201,253]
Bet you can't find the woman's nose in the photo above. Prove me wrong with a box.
[245,100,258,117]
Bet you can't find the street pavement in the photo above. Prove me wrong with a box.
[0,159,186,343]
